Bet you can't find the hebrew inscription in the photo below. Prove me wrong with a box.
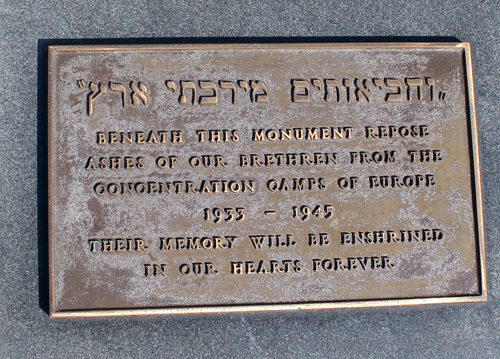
[48,43,485,316]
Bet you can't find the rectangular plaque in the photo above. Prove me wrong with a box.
[48,43,486,317]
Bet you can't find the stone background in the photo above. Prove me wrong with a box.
[1,1,499,357]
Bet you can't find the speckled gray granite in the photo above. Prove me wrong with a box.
[1,1,500,358]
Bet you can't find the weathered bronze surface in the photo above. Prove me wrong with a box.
[48,43,485,317]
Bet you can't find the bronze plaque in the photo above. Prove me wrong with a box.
[48,43,486,317]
